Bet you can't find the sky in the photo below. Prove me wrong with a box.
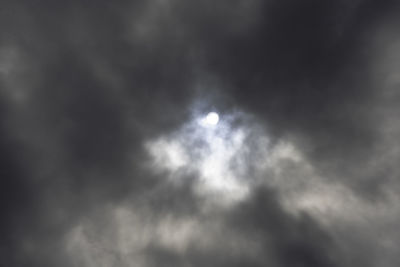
[1,0,400,266]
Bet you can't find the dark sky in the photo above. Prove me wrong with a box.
[1,0,400,266]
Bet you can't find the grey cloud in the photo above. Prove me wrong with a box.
[1,0,400,266]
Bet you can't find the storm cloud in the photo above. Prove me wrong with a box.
[1,0,400,266]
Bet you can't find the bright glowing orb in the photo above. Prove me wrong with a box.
[205,112,219,125]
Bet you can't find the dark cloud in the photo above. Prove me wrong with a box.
[1,0,400,266]
[194,0,384,151]
[185,0,400,198]
[144,187,339,267]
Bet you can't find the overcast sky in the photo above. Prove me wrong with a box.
[1,0,400,266]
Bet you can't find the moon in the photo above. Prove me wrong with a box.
[205,112,219,125]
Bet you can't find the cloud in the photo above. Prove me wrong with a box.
[1,0,400,266]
